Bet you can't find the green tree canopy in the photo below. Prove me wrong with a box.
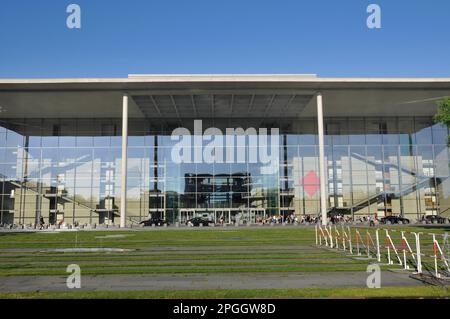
[434,97,450,145]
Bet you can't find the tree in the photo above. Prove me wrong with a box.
[434,97,450,146]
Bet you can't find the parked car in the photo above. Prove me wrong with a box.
[187,217,211,227]
[380,216,410,225]
[139,217,169,227]
[423,215,449,224]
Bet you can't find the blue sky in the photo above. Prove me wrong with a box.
[0,0,449,78]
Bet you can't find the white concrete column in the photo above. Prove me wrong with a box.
[316,92,328,226]
[120,94,129,228]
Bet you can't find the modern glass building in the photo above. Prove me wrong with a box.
[0,75,449,227]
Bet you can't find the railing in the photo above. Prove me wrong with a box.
[316,224,450,279]
[7,180,95,213]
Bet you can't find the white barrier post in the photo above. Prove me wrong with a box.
[315,225,318,246]
[434,234,450,277]
[401,231,409,270]
[403,232,417,271]
[433,234,439,278]
[375,229,381,262]
[347,226,353,254]
[356,229,361,256]
[413,232,422,274]
[385,229,402,266]
[336,226,340,249]
[386,229,392,265]
[366,230,370,258]
[321,226,328,247]
[341,226,346,252]
[334,226,339,250]
[319,226,322,246]
[328,225,333,248]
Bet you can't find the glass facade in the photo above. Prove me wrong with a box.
[0,115,449,226]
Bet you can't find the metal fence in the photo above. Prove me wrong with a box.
[316,225,450,279]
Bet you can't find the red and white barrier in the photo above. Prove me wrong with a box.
[375,229,381,262]
[413,232,422,274]
[328,225,333,249]
[432,233,450,278]
[347,226,353,254]
[315,224,318,246]
[355,229,367,256]
[334,226,340,250]
[314,225,449,279]
[323,226,330,247]
[365,230,378,259]
[385,229,403,266]
[380,229,421,273]
[341,226,349,253]
[316,225,329,247]
[400,231,417,270]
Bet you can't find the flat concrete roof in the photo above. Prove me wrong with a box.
[1,75,450,91]
[0,75,449,119]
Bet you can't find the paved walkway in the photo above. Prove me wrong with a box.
[0,271,423,293]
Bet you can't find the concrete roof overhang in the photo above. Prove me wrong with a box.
[0,75,449,119]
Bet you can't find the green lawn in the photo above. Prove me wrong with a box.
[1,286,449,299]
[0,227,316,249]
[0,226,448,298]
[0,227,378,276]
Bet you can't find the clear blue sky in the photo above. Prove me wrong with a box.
[0,0,449,78]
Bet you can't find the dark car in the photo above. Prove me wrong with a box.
[139,217,169,227]
[187,217,211,227]
[380,216,410,225]
[424,215,448,224]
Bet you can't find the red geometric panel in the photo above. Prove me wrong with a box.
[301,170,320,197]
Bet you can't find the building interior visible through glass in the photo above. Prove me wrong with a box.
[0,114,448,227]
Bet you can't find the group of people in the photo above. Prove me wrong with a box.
[329,214,353,225]
[256,214,321,225]
[254,213,357,225]
[257,215,284,224]
[298,215,319,224]
[324,214,379,226]
[272,214,380,226]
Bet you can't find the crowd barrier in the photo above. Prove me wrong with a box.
[315,224,450,279]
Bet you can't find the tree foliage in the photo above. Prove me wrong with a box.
[434,98,450,126]
[434,98,450,145]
